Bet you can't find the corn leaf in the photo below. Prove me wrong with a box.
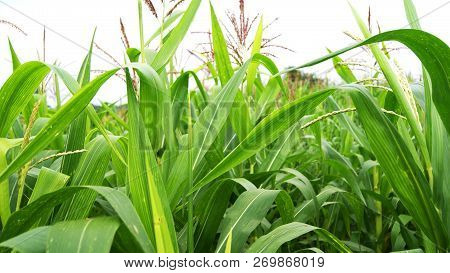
[0,186,154,252]
[47,217,120,253]
[0,68,118,183]
[349,84,448,249]
[55,136,112,221]
[192,88,335,193]
[126,69,178,252]
[247,222,351,253]
[0,62,50,137]
[151,0,202,71]
[0,226,49,253]
[285,29,450,135]
[216,189,280,253]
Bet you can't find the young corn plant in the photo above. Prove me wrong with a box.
[0,0,448,253]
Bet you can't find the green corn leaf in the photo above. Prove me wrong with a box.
[55,136,112,221]
[151,0,202,71]
[60,31,95,177]
[294,186,344,223]
[216,189,280,253]
[210,2,234,84]
[47,217,120,253]
[0,226,49,253]
[194,180,234,252]
[145,11,185,46]
[0,68,118,183]
[210,2,252,141]
[126,69,178,253]
[51,65,127,166]
[7,38,21,71]
[247,222,351,253]
[0,62,50,137]
[349,84,448,249]
[167,54,282,206]
[191,88,335,193]
[275,190,295,224]
[258,125,297,172]
[0,186,154,252]
[246,16,264,95]
[28,168,69,204]
[284,29,450,135]
[322,140,365,204]
[403,0,450,238]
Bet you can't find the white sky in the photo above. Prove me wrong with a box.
[1,0,449,105]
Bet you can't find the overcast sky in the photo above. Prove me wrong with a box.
[1,0,449,104]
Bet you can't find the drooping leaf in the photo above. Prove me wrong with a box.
[247,222,351,253]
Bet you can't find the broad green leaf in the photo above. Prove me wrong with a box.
[294,186,344,223]
[194,180,234,252]
[28,168,69,204]
[210,3,234,84]
[0,186,155,252]
[403,0,450,238]
[327,96,370,150]
[322,140,365,204]
[350,5,431,188]
[0,142,11,225]
[247,222,351,253]
[255,77,280,120]
[51,66,127,166]
[258,125,297,172]
[0,68,118,183]
[275,190,295,224]
[209,5,252,141]
[0,226,49,253]
[216,189,280,253]
[47,217,120,253]
[0,62,50,137]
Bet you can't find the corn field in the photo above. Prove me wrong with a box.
[0,0,448,253]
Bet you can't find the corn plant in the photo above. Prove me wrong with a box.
[0,0,448,253]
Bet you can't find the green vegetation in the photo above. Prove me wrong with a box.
[0,0,448,253]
